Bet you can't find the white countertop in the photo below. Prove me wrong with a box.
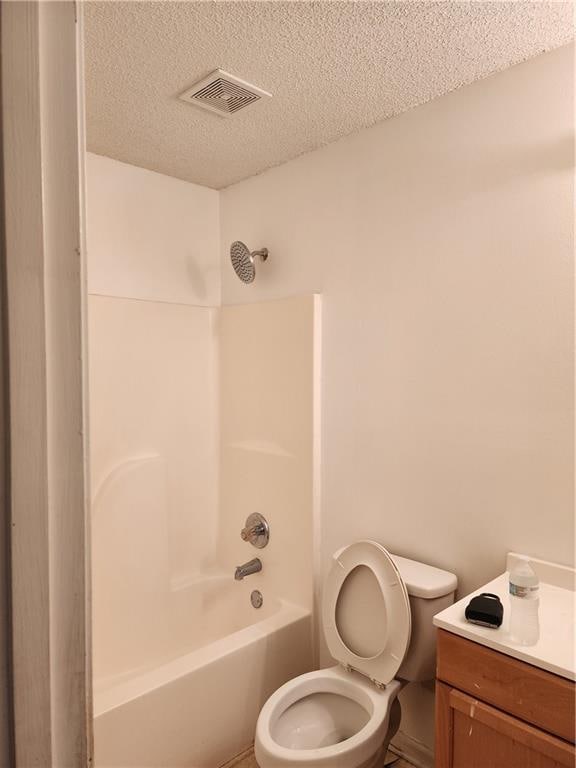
[433,553,575,681]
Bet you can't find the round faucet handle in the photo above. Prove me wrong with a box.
[240,513,269,548]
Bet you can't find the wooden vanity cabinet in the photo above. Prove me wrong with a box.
[435,629,576,768]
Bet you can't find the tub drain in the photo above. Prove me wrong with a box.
[251,590,263,609]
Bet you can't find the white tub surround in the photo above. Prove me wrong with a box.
[89,295,220,625]
[219,296,321,615]
[434,553,575,681]
[89,294,321,768]
[88,226,322,765]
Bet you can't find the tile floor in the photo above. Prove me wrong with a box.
[221,746,416,768]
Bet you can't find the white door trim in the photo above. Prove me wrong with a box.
[1,1,92,765]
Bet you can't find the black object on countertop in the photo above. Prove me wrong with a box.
[465,592,504,629]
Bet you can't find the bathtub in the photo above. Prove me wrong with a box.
[93,575,314,768]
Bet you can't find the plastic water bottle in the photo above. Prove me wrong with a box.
[509,558,540,646]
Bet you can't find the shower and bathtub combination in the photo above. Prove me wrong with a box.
[88,228,320,768]
[88,241,453,768]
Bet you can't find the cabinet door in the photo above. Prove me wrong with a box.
[437,630,575,742]
[435,682,576,768]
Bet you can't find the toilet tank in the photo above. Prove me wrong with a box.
[391,554,457,682]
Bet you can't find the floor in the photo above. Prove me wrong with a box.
[221,746,416,768]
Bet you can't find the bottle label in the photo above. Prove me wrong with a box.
[509,583,539,598]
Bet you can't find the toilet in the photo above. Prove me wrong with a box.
[255,540,457,768]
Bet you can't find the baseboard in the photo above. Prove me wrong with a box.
[219,744,254,768]
[390,731,434,768]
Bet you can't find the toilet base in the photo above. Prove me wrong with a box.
[365,699,402,768]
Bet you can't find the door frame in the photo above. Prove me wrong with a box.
[1,1,92,764]
[0,4,13,763]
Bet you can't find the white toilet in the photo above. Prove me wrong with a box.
[255,540,457,768]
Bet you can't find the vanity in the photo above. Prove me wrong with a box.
[433,554,575,768]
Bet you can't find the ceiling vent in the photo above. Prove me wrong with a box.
[179,69,272,118]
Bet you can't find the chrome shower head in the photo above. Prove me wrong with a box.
[230,241,268,283]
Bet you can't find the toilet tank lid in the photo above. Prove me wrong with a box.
[390,554,457,599]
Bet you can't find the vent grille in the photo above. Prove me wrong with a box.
[192,78,260,114]
[179,69,272,118]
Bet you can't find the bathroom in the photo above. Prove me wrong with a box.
[0,2,574,768]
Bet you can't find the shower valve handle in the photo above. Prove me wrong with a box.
[240,513,269,549]
[241,523,265,540]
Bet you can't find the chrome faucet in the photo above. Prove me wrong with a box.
[234,557,262,581]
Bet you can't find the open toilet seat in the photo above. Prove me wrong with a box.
[255,667,403,768]
[255,542,412,768]
[322,540,411,687]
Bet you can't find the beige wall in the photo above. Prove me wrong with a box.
[221,45,574,753]
[222,43,574,586]
[86,152,220,306]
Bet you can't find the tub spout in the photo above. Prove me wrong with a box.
[234,558,262,581]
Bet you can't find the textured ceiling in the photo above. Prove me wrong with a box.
[84,1,574,189]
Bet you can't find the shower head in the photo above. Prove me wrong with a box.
[230,241,268,283]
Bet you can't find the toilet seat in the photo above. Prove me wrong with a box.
[322,540,411,687]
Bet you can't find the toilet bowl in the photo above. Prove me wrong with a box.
[255,541,457,768]
[256,667,402,768]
